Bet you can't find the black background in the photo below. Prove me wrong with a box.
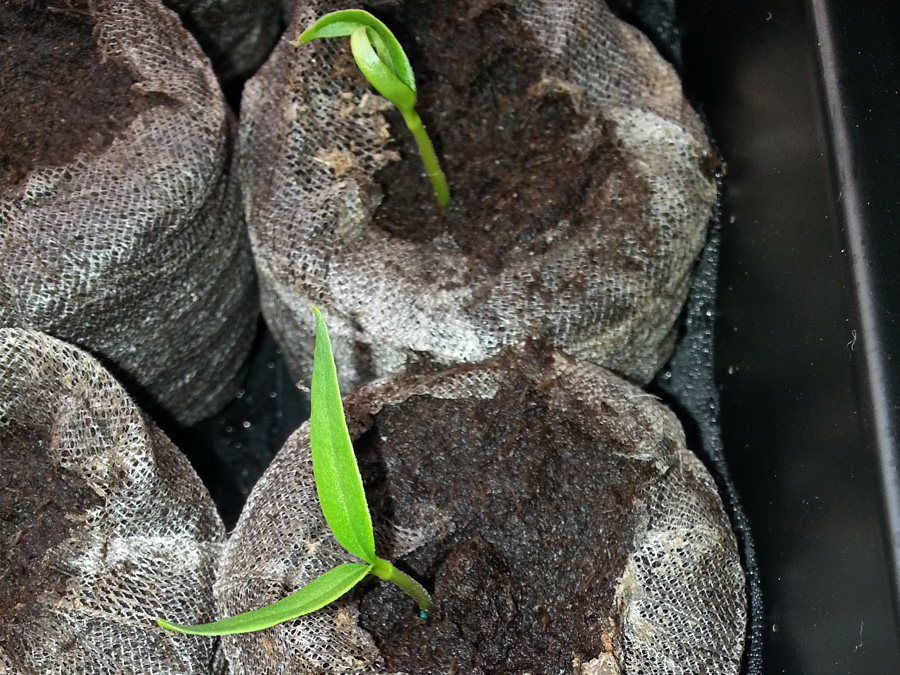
[679,0,900,671]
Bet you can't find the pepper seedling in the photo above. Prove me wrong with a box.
[298,9,450,209]
[157,307,431,635]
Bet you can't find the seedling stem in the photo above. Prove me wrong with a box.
[372,556,433,612]
[402,108,449,209]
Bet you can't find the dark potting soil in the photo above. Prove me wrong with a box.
[0,425,101,649]
[0,1,140,190]
[369,0,641,274]
[351,353,659,673]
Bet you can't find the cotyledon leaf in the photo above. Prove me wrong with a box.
[297,9,416,95]
[349,26,416,113]
[156,563,372,635]
[310,306,376,564]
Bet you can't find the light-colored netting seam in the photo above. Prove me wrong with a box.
[239,0,716,393]
[615,449,747,675]
[0,0,258,424]
[215,354,746,674]
[0,329,225,674]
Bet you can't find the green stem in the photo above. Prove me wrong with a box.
[371,556,433,613]
[400,107,449,210]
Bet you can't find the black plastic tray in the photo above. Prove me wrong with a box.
[679,0,900,671]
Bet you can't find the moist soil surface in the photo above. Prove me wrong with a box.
[369,0,635,274]
[0,1,140,190]
[350,352,660,673]
[0,425,101,653]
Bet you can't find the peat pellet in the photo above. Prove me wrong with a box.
[240,0,717,391]
[0,329,224,674]
[162,0,284,85]
[0,0,258,424]
[215,348,746,674]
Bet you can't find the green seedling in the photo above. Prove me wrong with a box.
[298,9,450,209]
[157,307,432,635]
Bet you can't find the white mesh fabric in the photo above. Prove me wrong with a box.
[0,329,225,674]
[0,0,258,425]
[239,0,717,392]
[215,352,746,674]
[613,450,747,674]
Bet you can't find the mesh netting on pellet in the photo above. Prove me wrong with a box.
[239,0,717,392]
[0,0,258,425]
[0,329,225,674]
[215,349,746,674]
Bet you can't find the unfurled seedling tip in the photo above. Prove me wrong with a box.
[298,9,449,209]
[157,307,431,636]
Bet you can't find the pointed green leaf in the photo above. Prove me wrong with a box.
[297,9,416,95]
[156,563,371,636]
[310,307,376,563]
